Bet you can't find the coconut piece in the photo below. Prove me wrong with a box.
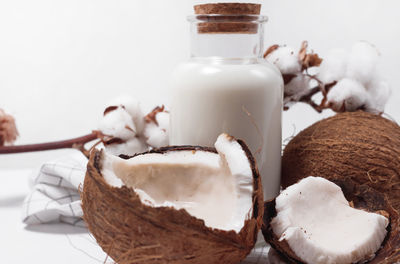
[263,178,400,264]
[269,177,388,264]
[81,133,263,264]
[280,111,400,262]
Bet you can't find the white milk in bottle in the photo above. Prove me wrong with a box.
[170,3,283,201]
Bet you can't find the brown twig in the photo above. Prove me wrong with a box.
[0,131,100,155]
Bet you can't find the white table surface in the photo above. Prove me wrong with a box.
[0,169,275,264]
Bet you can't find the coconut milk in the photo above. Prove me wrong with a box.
[170,6,283,201]
[170,57,283,200]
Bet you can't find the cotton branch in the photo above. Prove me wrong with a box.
[264,41,390,114]
[0,131,101,157]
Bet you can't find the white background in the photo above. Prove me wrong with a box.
[1,0,400,168]
[0,1,399,263]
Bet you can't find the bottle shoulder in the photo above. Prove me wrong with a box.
[171,59,283,93]
[172,58,283,81]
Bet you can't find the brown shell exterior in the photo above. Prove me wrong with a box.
[262,179,400,263]
[275,111,400,263]
[81,142,263,264]
[282,111,400,211]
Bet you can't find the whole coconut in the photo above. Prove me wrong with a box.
[282,111,400,211]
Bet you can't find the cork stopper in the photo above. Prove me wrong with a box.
[194,3,261,15]
[193,3,262,34]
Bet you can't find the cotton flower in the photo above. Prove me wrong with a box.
[326,78,368,112]
[144,107,169,148]
[317,41,389,113]
[365,77,391,113]
[99,96,148,156]
[0,109,18,146]
[99,97,170,156]
[265,40,390,114]
[265,46,302,75]
[105,96,145,134]
[317,48,348,84]
[284,74,311,99]
[346,41,380,85]
[99,106,137,141]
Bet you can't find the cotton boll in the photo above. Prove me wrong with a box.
[0,109,18,146]
[144,121,169,148]
[143,108,170,148]
[317,48,348,84]
[266,46,302,74]
[99,107,137,140]
[106,96,145,134]
[365,78,391,112]
[284,74,311,99]
[105,137,148,156]
[155,111,169,131]
[326,78,368,112]
[346,41,380,85]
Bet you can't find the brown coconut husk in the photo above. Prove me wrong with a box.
[81,143,263,264]
[277,111,400,262]
[282,111,400,211]
[194,3,262,34]
[262,179,400,263]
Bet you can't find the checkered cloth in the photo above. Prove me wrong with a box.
[21,151,282,264]
[21,151,87,227]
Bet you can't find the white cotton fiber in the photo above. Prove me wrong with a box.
[143,111,170,148]
[317,48,349,84]
[284,74,311,99]
[266,46,302,74]
[365,77,391,112]
[99,107,137,140]
[105,96,145,134]
[346,41,380,85]
[326,78,368,112]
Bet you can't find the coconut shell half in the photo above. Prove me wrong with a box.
[262,179,400,263]
[81,137,263,264]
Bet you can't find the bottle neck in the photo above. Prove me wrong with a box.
[188,15,267,59]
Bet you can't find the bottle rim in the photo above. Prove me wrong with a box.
[187,14,268,24]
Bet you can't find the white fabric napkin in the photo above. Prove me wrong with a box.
[21,151,87,227]
[21,151,279,263]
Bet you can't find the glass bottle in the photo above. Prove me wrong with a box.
[170,10,283,201]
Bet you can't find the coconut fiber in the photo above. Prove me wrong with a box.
[81,144,263,264]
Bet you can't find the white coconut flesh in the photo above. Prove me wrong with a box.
[101,133,254,233]
[271,176,389,264]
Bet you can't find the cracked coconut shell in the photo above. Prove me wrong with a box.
[262,179,400,263]
[276,111,400,263]
[81,136,263,264]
